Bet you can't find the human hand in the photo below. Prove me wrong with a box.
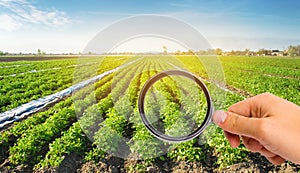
[212,93,300,165]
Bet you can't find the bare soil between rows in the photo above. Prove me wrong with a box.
[77,152,300,173]
[1,152,299,173]
[78,153,300,173]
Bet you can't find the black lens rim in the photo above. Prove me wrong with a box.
[138,70,213,143]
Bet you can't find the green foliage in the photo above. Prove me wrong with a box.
[1,55,298,171]
[0,97,73,150]
[93,122,123,154]
[0,56,125,112]
[129,124,164,159]
[287,45,300,57]
[84,147,106,163]
[35,122,88,169]
[220,56,300,103]
[79,95,113,137]
[0,130,10,145]
[206,127,248,169]
[105,109,128,135]
[9,107,76,165]
[0,61,75,112]
[168,140,204,162]
[215,48,223,55]
[125,160,153,173]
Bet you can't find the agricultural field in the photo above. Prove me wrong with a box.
[0,55,299,172]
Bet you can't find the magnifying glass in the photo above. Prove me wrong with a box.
[138,70,214,143]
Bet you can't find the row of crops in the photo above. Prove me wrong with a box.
[0,55,299,172]
[0,57,127,113]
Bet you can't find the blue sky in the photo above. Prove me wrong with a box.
[0,0,299,53]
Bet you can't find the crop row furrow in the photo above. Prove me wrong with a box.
[32,59,146,169]
[92,60,149,158]
[128,59,164,160]
[5,68,118,166]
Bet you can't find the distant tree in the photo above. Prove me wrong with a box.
[215,48,223,55]
[287,45,300,57]
[38,49,41,55]
[187,49,194,55]
[0,51,4,56]
[175,50,181,55]
[198,50,207,55]
[37,49,46,56]
[257,49,269,56]
[206,49,216,55]
[244,49,250,55]
[230,50,236,55]
[163,46,167,54]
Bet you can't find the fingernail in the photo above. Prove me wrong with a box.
[213,110,227,124]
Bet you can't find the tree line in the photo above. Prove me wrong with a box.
[1,45,300,56]
[173,45,300,57]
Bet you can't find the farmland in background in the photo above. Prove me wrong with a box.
[0,55,299,172]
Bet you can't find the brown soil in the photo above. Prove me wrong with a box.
[79,155,125,173]
[75,153,300,173]
[225,84,253,98]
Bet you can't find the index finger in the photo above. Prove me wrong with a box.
[228,97,253,117]
[228,93,270,118]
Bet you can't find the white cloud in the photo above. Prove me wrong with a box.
[0,13,21,31]
[0,0,69,31]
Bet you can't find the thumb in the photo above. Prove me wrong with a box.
[212,110,261,138]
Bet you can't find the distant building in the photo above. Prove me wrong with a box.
[221,49,287,56]
[271,50,286,56]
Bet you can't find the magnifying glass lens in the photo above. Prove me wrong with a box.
[139,70,212,142]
